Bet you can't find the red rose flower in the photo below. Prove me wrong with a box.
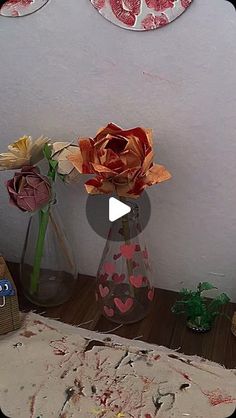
[69,123,171,198]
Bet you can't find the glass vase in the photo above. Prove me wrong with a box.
[20,203,77,307]
[96,201,154,324]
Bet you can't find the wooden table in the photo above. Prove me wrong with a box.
[8,263,236,369]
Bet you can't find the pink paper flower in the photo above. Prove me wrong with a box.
[6,166,51,212]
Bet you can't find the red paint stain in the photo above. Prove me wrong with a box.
[100,390,112,406]
[181,372,191,381]
[30,393,36,418]
[50,337,69,356]
[33,319,57,331]
[20,330,36,338]
[203,389,236,407]
[29,384,43,418]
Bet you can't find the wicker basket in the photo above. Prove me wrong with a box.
[0,256,20,335]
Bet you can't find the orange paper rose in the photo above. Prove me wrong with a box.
[69,123,171,198]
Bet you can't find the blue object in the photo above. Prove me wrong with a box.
[0,278,15,297]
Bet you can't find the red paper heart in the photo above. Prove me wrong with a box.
[120,244,136,260]
[114,297,133,313]
[129,274,143,288]
[104,306,114,317]
[99,284,109,298]
[148,288,155,301]
[112,273,125,284]
[104,262,115,275]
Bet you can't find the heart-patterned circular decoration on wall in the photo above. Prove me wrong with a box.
[0,0,50,17]
[90,0,193,31]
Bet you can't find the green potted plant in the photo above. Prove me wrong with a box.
[171,282,230,332]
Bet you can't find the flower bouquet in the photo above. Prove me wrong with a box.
[0,136,78,306]
[69,123,171,323]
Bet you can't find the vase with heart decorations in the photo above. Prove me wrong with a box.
[96,201,154,324]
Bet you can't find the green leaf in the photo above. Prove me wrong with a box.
[215,293,230,304]
[207,293,230,315]
[49,159,58,170]
[43,143,52,160]
[58,173,66,182]
[198,282,217,293]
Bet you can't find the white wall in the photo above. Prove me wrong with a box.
[0,0,236,300]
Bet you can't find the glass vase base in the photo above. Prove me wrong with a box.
[21,265,76,307]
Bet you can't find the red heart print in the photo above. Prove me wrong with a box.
[148,288,155,301]
[120,244,136,260]
[114,297,133,313]
[104,306,114,317]
[129,274,143,288]
[99,273,108,283]
[135,244,141,252]
[132,261,139,269]
[104,262,115,275]
[143,276,150,285]
[99,284,109,298]
[143,248,149,259]
[113,253,122,261]
[112,273,125,284]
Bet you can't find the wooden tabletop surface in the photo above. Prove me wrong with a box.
[8,263,236,369]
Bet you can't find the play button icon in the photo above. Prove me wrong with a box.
[86,191,151,241]
[109,197,131,222]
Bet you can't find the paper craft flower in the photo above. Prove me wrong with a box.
[6,166,51,212]
[0,135,48,171]
[51,142,80,183]
[68,123,171,198]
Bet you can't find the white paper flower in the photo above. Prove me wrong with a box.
[51,142,80,183]
[0,135,49,171]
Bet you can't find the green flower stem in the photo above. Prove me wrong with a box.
[30,207,50,295]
